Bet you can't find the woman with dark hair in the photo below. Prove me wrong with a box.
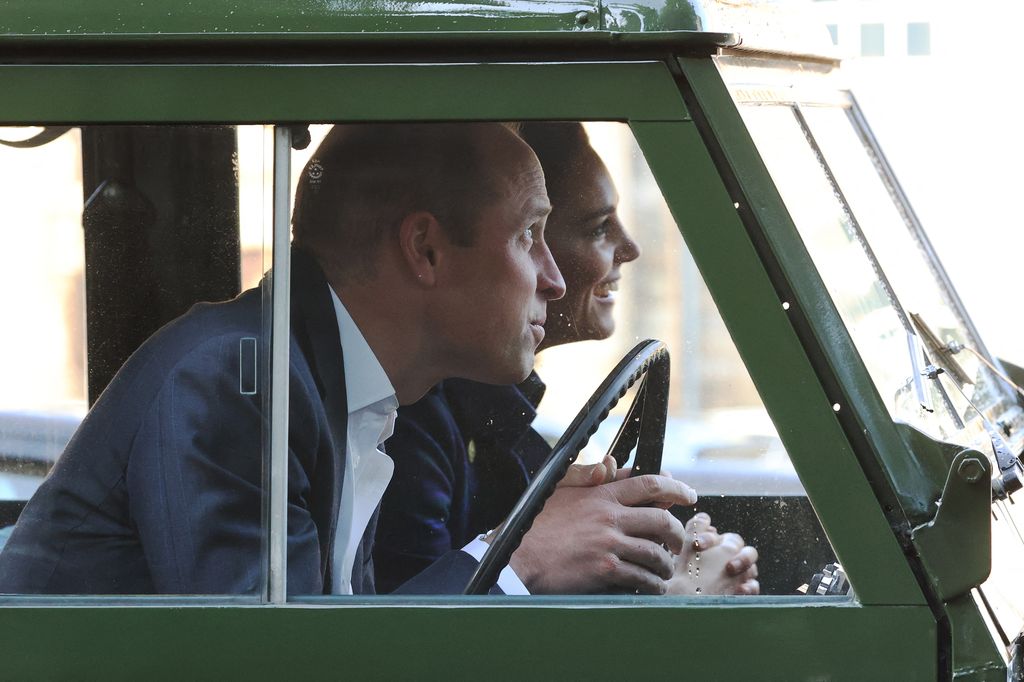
[374,122,758,596]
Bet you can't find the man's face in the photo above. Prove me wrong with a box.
[433,132,565,384]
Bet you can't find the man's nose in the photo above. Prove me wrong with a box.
[537,242,566,300]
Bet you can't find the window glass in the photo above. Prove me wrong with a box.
[738,104,1022,453]
[0,128,86,509]
[861,23,885,57]
[907,22,930,56]
[1,120,843,602]
[0,125,271,596]
[800,107,1012,428]
[290,122,840,600]
[739,106,913,414]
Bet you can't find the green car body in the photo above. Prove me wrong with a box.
[0,1,1018,678]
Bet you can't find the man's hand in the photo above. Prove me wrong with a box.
[557,455,618,488]
[666,513,760,595]
[506,459,697,595]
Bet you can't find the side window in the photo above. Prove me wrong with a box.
[0,128,86,511]
[0,120,842,602]
[0,125,271,596]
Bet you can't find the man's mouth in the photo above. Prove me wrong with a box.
[593,279,619,300]
[529,320,546,345]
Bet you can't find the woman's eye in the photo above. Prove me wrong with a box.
[589,222,610,239]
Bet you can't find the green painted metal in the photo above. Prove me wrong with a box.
[0,0,723,38]
[893,423,970,527]
[631,120,925,607]
[910,450,992,601]
[0,0,597,35]
[0,601,937,679]
[0,62,689,124]
[946,594,1007,680]
[0,30,738,61]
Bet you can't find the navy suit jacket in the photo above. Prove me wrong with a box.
[374,375,551,593]
[0,250,479,596]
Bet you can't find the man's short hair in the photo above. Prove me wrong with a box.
[292,123,513,284]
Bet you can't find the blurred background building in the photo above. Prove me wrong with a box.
[783,0,1024,366]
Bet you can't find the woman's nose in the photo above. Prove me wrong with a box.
[615,229,641,264]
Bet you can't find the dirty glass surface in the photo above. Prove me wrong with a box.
[0,125,271,597]
[288,122,841,599]
[802,106,1015,437]
[738,103,1023,454]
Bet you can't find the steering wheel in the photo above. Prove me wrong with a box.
[464,339,670,595]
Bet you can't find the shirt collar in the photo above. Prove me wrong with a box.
[329,287,397,415]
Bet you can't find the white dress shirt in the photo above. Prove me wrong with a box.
[329,290,398,595]
[328,287,528,595]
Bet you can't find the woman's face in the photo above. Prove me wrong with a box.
[540,148,640,349]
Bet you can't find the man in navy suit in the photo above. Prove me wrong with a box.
[0,122,668,595]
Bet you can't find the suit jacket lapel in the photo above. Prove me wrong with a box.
[289,248,348,594]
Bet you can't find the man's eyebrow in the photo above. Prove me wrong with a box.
[528,201,553,219]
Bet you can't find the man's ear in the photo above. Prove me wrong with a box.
[398,210,445,286]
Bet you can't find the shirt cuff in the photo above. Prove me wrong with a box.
[461,536,530,595]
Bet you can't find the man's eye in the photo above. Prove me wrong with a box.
[523,227,534,242]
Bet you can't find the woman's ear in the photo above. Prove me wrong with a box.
[397,210,444,286]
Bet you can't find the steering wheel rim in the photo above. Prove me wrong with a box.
[464,339,670,595]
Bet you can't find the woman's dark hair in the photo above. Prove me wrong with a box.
[517,121,592,203]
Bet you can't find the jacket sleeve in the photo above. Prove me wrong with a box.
[392,549,502,595]
[126,334,325,595]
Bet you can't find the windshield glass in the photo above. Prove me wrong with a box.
[720,59,1024,644]
[737,102,1022,454]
